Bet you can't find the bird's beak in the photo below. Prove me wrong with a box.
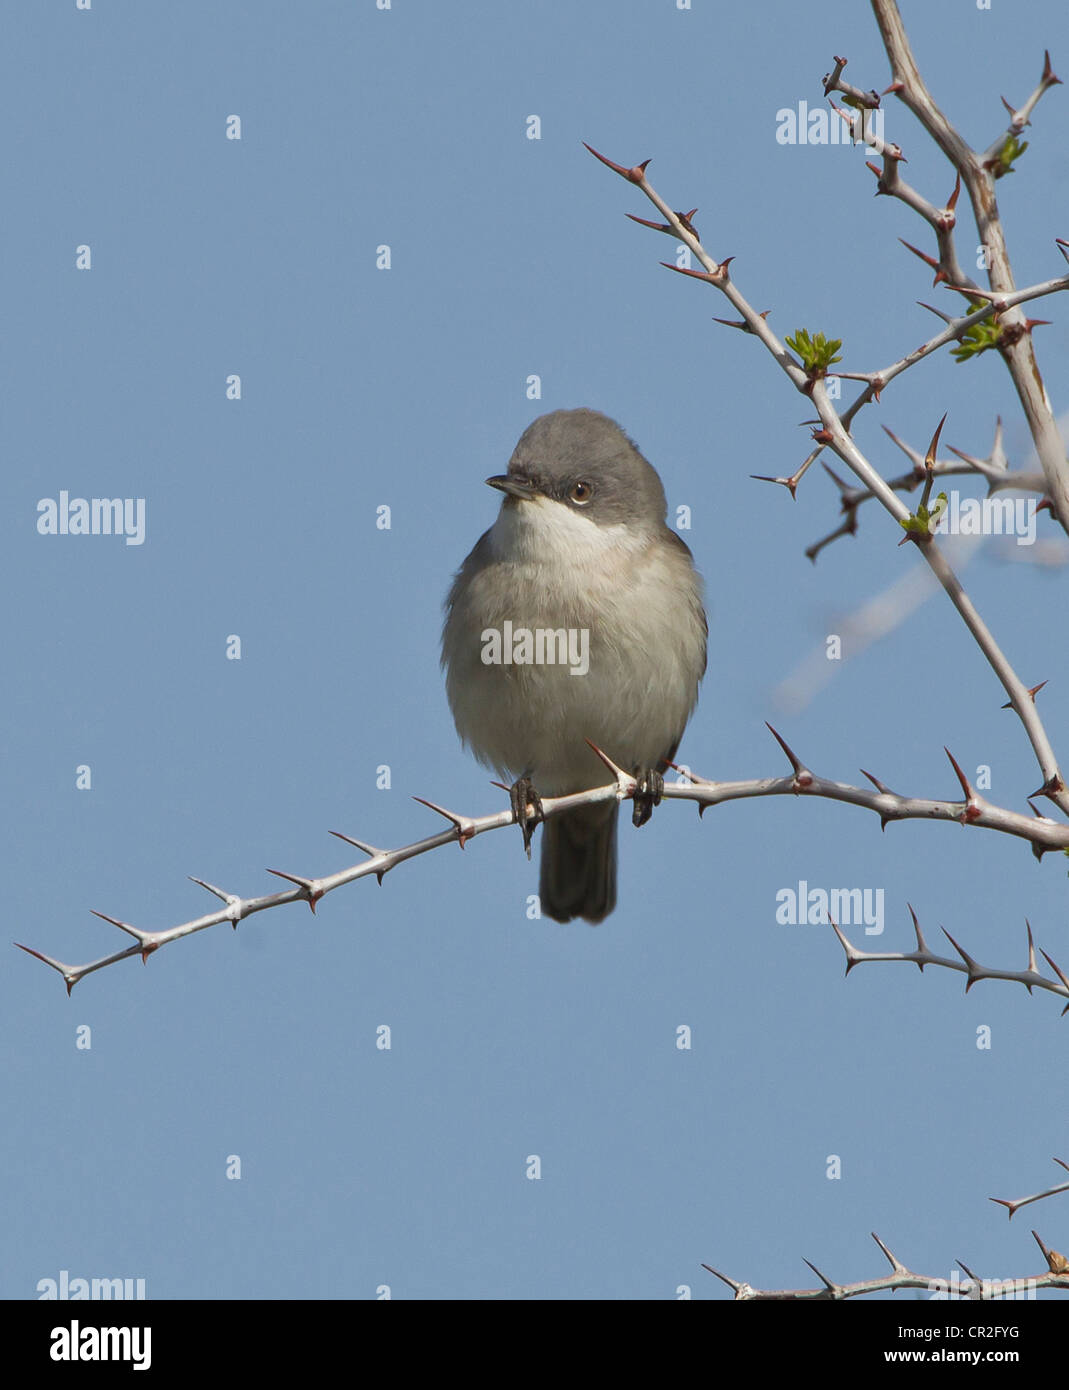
[486,474,539,501]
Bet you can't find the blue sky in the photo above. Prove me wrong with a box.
[4,0,1068,1302]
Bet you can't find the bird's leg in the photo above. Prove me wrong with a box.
[631,768,664,828]
[509,776,544,859]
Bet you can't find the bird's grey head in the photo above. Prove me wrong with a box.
[486,408,667,530]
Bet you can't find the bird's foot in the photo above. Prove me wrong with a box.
[509,777,544,859]
[632,768,664,828]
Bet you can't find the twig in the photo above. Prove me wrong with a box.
[703,1229,1069,1300]
[831,910,1069,1013]
[991,1159,1069,1220]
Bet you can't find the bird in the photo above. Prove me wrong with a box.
[441,408,707,922]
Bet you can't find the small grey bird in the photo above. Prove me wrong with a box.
[441,408,707,922]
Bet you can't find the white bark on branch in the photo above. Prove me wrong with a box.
[703,1228,1069,1301]
[17,731,1069,992]
[871,0,1069,532]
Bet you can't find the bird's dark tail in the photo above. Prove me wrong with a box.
[539,803,618,923]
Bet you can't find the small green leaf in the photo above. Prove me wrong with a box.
[951,300,1003,363]
[898,491,948,540]
[786,328,843,375]
[992,133,1028,179]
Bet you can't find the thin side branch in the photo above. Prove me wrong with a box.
[991,1159,1069,1220]
[703,1229,1069,1300]
[832,911,1069,1013]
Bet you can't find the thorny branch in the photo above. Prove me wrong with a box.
[18,5,1069,1030]
[832,908,1069,1014]
[703,1229,1069,1301]
[582,33,1069,823]
[991,1159,1069,1221]
[17,728,1069,994]
[805,418,1049,562]
[871,0,1069,533]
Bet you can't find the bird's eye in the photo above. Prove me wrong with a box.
[569,480,593,504]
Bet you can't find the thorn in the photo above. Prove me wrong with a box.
[946,444,986,471]
[1039,947,1069,997]
[625,212,672,233]
[899,238,944,283]
[883,80,904,95]
[1056,238,1069,266]
[330,830,388,884]
[764,723,812,787]
[189,876,233,903]
[917,300,953,324]
[581,141,650,184]
[1023,920,1037,987]
[700,1263,745,1294]
[860,768,892,795]
[944,747,981,821]
[411,796,476,849]
[189,875,244,926]
[15,942,79,994]
[1033,1230,1069,1275]
[713,309,770,333]
[946,171,961,212]
[829,917,861,975]
[1003,680,1048,709]
[90,909,151,948]
[583,740,636,800]
[1041,49,1061,88]
[989,1196,1017,1220]
[659,261,719,284]
[801,1258,838,1294]
[907,904,930,969]
[871,1233,907,1273]
[265,869,324,912]
[329,830,382,857]
[822,461,853,495]
[663,758,709,787]
[942,927,982,988]
[638,207,702,239]
[1028,773,1065,802]
[750,473,798,500]
[925,412,948,470]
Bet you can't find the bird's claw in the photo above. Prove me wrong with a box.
[509,777,544,859]
[632,768,664,828]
